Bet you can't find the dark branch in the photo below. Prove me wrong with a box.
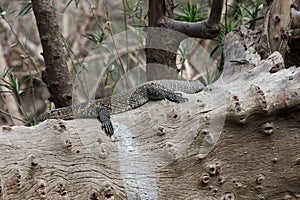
[31,0,73,107]
[148,0,165,27]
[159,18,220,39]
[207,0,224,27]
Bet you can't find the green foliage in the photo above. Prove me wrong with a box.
[210,16,240,64]
[0,6,7,18]
[0,5,42,125]
[175,1,208,22]
[2,2,34,18]
[177,43,190,72]
[0,68,36,125]
[62,0,80,12]
[210,0,263,71]
[204,65,221,85]
[236,0,263,29]
[123,0,147,26]
[227,0,263,29]
[0,68,23,96]
[18,2,32,16]
[84,31,106,45]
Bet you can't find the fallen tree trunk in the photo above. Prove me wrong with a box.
[0,28,299,200]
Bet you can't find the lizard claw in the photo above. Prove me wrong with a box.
[166,92,188,103]
[97,107,114,137]
[102,119,114,137]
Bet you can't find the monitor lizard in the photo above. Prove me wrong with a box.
[38,80,205,136]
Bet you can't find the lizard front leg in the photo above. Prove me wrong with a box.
[147,85,188,103]
[96,106,114,136]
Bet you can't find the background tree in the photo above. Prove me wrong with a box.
[146,0,223,80]
[32,0,73,108]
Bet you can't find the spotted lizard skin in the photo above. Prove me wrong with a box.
[38,80,205,136]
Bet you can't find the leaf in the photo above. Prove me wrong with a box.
[18,2,32,16]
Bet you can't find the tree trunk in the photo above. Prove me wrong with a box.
[32,0,73,107]
[0,28,299,199]
[146,0,179,80]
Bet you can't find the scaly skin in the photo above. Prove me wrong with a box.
[38,80,205,136]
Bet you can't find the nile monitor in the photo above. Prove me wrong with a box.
[38,80,205,136]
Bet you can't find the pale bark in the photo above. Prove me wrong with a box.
[0,28,299,199]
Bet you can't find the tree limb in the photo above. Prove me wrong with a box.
[158,0,223,39]
[159,18,220,39]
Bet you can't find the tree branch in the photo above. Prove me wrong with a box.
[207,0,224,27]
[158,0,223,39]
[159,18,221,39]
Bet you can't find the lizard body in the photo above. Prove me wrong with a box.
[38,80,205,136]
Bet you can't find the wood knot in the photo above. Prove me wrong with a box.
[54,121,67,133]
[200,172,210,185]
[207,160,222,176]
[261,121,274,135]
[29,154,39,167]
[274,15,280,22]
[157,127,165,136]
[100,181,115,199]
[64,138,72,148]
[221,192,235,200]
[256,174,265,184]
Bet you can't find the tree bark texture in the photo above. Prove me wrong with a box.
[146,0,179,81]
[32,0,73,108]
[0,28,299,199]
[259,0,294,59]
[158,0,223,39]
